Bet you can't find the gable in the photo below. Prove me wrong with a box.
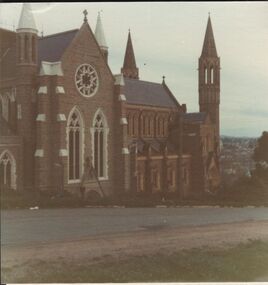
[61,22,113,79]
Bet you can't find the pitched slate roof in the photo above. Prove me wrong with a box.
[183,112,207,123]
[0,28,16,79]
[38,29,78,65]
[124,78,179,108]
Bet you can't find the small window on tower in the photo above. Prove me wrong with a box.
[211,68,214,84]
[205,68,208,84]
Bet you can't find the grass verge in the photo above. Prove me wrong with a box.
[2,240,268,283]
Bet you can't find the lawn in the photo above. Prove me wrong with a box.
[2,240,268,283]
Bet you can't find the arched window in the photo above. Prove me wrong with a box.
[132,114,137,136]
[183,167,188,185]
[151,169,160,191]
[0,96,3,117]
[158,117,162,136]
[0,150,16,190]
[143,116,149,136]
[32,36,36,63]
[7,96,12,123]
[163,118,168,137]
[149,116,154,137]
[138,171,145,192]
[205,67,208,84]
[92,110,108,179]
[127,113,132,136]
[67,108,84,182]
[210,67,214,84]
[24,35,29,61]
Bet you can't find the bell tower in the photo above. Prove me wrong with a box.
[199,15,220,146]
[16,3,38,191]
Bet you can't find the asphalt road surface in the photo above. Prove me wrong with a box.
[1,206,268,246]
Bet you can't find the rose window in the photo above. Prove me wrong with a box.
[75,64,99,97]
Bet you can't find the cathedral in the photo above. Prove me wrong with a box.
[0,4,221,199]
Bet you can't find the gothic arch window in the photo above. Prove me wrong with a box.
[149,116,154,137]
[32,36,36,63]
[210,67,214,84]
[205,67,208,84]
[140,115,144,136]
[91,109,109,179]
[151,169,160,191]
[127,113,132,136]
[0,150,16,190]
[183,167,188,185]
[158,117,164,136]
[157,117,161,137]
[0,95,3,117]
[24,35,29,61]
[163,118,168,137]
[145,116,149,136]
[138,170,145,192]
[142,115,149,136]
[167,167,176,188]
[67,107,84,182]
[132,113,137,137]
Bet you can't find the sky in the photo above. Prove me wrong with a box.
[0,2,267,137]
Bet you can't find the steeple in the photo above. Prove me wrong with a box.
[94,12,108,62]
[198,15,220,155]
[201,15,217,58]
[17,3,37,34]
[121,30,139,79]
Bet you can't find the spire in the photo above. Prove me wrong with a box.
[17,3,37,33]
[121,30,139,79]
[201,15,217,57]
[94,12,108,50]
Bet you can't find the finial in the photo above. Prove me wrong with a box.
[128,28,130,33]
[83,9,88,23]
[208,12,210,17]
[41,23,44,38]
[162,75,166,84]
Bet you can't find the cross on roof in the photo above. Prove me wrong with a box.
[83,9,88,22]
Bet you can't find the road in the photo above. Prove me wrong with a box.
[1,206,268,246]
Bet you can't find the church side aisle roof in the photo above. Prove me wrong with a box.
[124,78,178,108]
[183,112,207,123]
[38,29,78,65]
[0,28,16,79]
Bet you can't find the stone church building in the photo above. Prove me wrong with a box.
[0,4,221,199]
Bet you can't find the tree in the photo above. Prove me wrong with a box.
[251,131,268,185]
[253,131,268,164]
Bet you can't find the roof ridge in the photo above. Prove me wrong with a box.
[186,112,206,115]
[125,77,162,86]
[0,27,15,33]
[39,29,78,40]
